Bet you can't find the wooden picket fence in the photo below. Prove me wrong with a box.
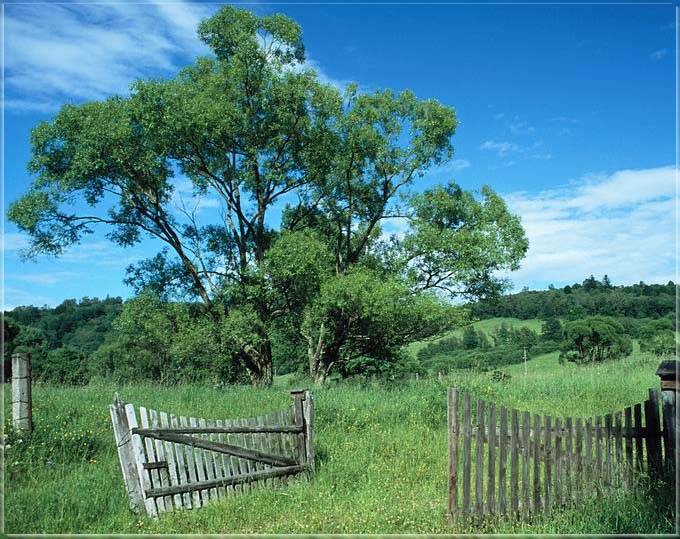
[110,390,314,517]
[447,387,676,521]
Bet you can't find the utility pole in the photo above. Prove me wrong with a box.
[523,346,528,376]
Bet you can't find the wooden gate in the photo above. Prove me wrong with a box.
[110,390,314,517]
[447,387,676,521]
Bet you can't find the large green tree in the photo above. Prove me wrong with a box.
[9,6,527,386]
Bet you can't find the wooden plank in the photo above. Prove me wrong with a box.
[521,411,530,519]
[301,390,315,472]
[125,404,157,517]
[575,418,583,505]
[634,403,643,472]
[498,406,508,518]
[170,414,192,509]
[179,415,201,508]
[132,425,303,435]
[660,391,675,472]
[159,411,183,510]
[149,409,172,510]
[624,407,633,490]
[276,410,291,487]
[189,417,210,505]
[565,417,573,504]
[604,414,613,487]
[510,408,519,516]
[647,389,663,476]
[533,414,541,514]
[225,418,244,495]
[614,412,623,488]
[544,415,552,515]
[462,393,472,517]
[555,417,562,506]
[138,429,299,467]
[255,415,268,488]
[140,407,165,513]
[595,416,602,486]
[447,388,459,517]
[215,419,233,497]
[109,395,145,514]
[487,402,496,514]
[585,418,593,487]
[205,418,223,499]
[475,399,485,517]
[145,465,306,498]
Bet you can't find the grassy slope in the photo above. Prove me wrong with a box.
[4,350,673,534]
[407,317,543,356]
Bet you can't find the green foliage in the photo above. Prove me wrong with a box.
[541,317,563,342]
[560,316,632,364]
[640,330,676,357]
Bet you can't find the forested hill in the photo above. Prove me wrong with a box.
[471,276,676,320]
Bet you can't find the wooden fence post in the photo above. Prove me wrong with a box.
[447,388,459,518]
[12,353,32,433]
[655,360,678,534]
[290,389,314,474]
[109,393,145,513]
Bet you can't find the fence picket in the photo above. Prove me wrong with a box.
[206,418,224,499]
[555,418,562,506]
[160,411,182,510]
[140,407,165,513]
[498,406,508,517]
[475,400,485,517]
[189,417,210,504]
[487,403,496,514]
[575,418,582,505]
[565,417,573,504]
[521,411,530,518]
[199,418,218,500]
[647,389,663,476]
[604,414,613,486]
[624,407,633,489]
[544,415,552,515]
[149,409,172,510]
[510,409,519,516]
[215,419,234,497]
[614,412,623,488]
[595,416,602,486]
[634,404,643,472]
[463,393,472,518]
[180,416,201,508]
[533,414,541,514]
[170,414,192,508]
[448,389,459,517]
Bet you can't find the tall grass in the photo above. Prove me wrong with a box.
[3,351,673,534]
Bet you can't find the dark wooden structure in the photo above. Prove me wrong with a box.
[448,376,676,522]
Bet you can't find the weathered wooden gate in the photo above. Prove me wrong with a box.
[110,390,314,517]
[447,386,676,522]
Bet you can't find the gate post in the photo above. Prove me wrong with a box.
[655,360,678,534]
[290,389,315,474]
[109,393,145,514]
[12,353,32,433]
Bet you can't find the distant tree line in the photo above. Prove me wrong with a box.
[471,276,676,320]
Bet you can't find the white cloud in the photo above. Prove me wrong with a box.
[650,48,668,62]
[12,271,82,286]
[6,2,216,112]
[502,166,676,289]
[480,140,519,157]
[6,2,354,113]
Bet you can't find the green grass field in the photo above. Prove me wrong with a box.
[4,349,674,534]
[407,317,545,357]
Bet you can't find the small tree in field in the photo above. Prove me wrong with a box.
[559,316,632,364]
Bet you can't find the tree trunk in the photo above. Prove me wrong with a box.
[242,341,274,387]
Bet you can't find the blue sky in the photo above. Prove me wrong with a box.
[3,0,676,309]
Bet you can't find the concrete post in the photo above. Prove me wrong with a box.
[11,353,32,432]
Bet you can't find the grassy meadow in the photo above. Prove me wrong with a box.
[4,323,674,535]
